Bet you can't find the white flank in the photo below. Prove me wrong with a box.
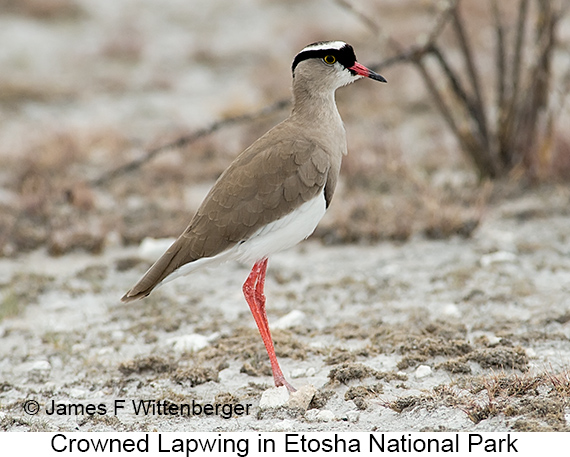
[158,193,327,287]
[235,192,327,264]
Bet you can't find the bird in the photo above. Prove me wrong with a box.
[121,41,386,392]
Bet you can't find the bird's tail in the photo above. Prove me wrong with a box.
[121,237,196,302]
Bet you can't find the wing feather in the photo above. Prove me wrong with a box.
[121,131,331,302]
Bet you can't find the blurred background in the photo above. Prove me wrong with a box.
[0,0,569,257]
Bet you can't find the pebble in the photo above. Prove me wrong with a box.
[316,410,335,422]
[270,420,295,431]
[259,386,289,409]
[166,333,215,353]
[346,410,360,422]
[69,388,87,399]
[29,360,51,372]
[480,251,517,267]
[287,384,316,411]
[415,365,432,379]
[442,303,461,318]
[290,366,317,379]
[290,368,306,378]
[272,310,306,330]
[487,335,502,347]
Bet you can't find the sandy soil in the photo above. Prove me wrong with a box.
[1,0,570,433]
[1,187,570,432]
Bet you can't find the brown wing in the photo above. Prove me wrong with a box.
[121,132,331,302]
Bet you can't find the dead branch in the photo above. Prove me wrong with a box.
[91,0,568,187]
[91,24,454,189]
[492,1,506,116]
[450,3,490,149]
[90,99,290,187]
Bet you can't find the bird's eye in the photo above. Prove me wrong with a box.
[323,55,336,65]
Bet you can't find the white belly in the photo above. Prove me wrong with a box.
[159,192,327,286]
[234,191,327,264]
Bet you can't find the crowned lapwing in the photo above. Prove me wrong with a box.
[122,41,386,391]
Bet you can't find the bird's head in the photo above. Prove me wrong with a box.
[292,41,386,91]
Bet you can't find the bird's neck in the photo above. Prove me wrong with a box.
[290,84,346,154]
[291,84,343,129]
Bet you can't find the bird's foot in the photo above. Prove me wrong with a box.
[275,375,296,393]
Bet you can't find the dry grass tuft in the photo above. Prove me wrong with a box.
[0,0,83,20]
[386,369,570,430]
[410,0,569,181]
[460,370,570,427]
[0,126,130,256]
[0,273,54,321]
[318,140,485,244]
[118,355,175,376]
[0,79,75,107]
[172,366,219,387]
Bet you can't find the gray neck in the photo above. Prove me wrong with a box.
[290,80,346,154]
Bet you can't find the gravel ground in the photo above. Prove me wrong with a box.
[1,187,570,432]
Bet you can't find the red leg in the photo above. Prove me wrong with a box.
[243,258,296,392]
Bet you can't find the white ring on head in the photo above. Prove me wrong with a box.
[299,41,347,53]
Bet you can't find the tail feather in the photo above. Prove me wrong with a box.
[121,237,197,302]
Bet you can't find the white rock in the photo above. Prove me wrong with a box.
[305,367,317,377]
[272,310,306,330]
[259,386,289,409]
[309,341,326,350]
[217,367,235,384]
[270,419,295,431]
[305,409,319,421]
[287,384,316,410]
[290,366,318,379]
[166,334,212,353]
[487,335,502,347]
[29,360,51,372]
[480,251,517,267]
[442,303,461,318]
[316,410,335,422]
[290,368,306,379]
[138,237,176,260]
[69,388,87,399]
[346,410,360,422]
[415,365,432,379]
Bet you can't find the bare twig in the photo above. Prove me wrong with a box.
[335,0,456,63]
[334,0,381,35]
[429,44,499,176]
[513,0,558,176]
[92,0,567,187]
[90,99,290,187]
[450,2,490,149]
[413,55,497,177]
[491,1,507,117]
[511,0,529,104]
[429,45,477,126]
